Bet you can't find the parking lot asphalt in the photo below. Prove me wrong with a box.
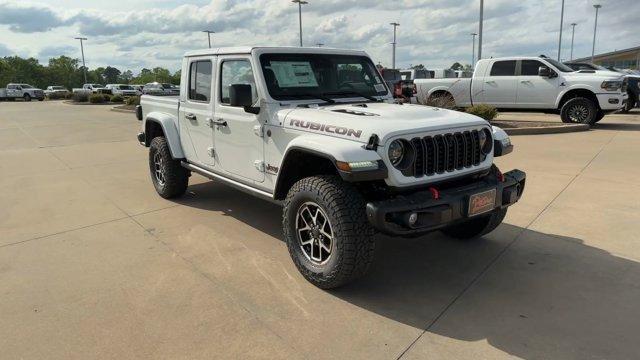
[1,101,639,359]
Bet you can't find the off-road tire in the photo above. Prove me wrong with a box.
[148,136,189,199]
[427,92,456,109]
[560,97,597,124]
[283,175,375,289]
[442,208,507,240]
[23,94,31,102]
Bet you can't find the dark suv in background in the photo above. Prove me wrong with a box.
[565,62,639,112]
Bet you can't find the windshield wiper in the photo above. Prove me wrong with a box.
[286,93,335,104]
[321,91,381,102]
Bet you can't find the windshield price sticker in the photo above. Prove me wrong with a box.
[374,84,386,93]
[270,61,319,87]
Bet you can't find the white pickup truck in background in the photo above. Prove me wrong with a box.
[0,83,45,101]
[105,84,140,96]
[415,56,628,124]
[72,84,112,95]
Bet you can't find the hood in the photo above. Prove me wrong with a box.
[282,102,488,144]
[566,70,625,80]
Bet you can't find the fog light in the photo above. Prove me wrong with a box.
[407,212,418,227]
[608,98,619,104]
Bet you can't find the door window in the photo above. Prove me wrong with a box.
[521,60,545,76]
[489,61,517,76]
[220,60,257,104]
[188,60,212,102]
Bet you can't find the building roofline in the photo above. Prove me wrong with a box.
[573,45,640,62]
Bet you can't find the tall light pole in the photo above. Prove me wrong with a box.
[202,30,214,49]
[390,22,400,69]
[477,0,484,60]
[292,0,308,47]
[570,23,577,60]
[557,0,565,61]
[471,33,477,67]
[591,4,602,62]
[74,37,88,84]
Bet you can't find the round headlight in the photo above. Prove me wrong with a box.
[388,140,405,166]
[479,128,492,154]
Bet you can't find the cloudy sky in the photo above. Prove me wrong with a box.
[0,0,637,73]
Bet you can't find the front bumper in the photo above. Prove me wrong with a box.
[597,92,628,110]
[366,169,526,236]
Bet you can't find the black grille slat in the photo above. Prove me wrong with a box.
[412,129,483,177]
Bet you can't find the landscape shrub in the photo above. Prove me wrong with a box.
[65,92,74,100]
[125,96,141,106]
[89,94,105,103]
[46,92,65,100]
[72,92,89,102]
[102,94,112,102]
[110,95,124,103]
[465,104,498,122]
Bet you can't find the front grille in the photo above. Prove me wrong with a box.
[410,130,483,177]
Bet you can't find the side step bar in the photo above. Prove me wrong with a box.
[181,162,280,205]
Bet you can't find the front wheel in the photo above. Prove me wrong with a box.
[23,94,31,102]
[560,97,597,124]
[148,136,189,199]
[442,208,507,240]
[283,176,375,289]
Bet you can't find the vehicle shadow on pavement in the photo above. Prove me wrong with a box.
[594,122,640,131]
[177,181,639,359]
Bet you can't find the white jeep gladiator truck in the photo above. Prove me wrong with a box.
[416,56,628,124]
[0,83,45,101]
[137,47,526,288]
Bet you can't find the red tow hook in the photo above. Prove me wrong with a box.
[429,187,440,200]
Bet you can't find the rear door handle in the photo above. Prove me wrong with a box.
[185,113,197,121]
[485,80,496,84]
[520,80,531,83]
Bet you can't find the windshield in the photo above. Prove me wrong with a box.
[92,84,104,87]
[21,84,34,89]
[162,83,173,89]
[259,53,388,101]
[545,59,574,73]
[119,85,133,90]
[52,86,65,90]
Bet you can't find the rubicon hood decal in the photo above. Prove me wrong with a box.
[289,119,363,138]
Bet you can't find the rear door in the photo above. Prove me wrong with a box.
[481,60,517,107]
[179,57,215,166]
[213,55,264,182]
[515,59,559,108]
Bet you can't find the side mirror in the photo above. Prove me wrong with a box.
[229,84,260,114]
[538,66,551,77]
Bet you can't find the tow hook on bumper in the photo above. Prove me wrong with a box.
[366,169,526,236]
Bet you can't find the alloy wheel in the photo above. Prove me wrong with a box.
[296,202,334,265]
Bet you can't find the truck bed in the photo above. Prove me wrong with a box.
[140,95,180,119]
[414,78,472,107]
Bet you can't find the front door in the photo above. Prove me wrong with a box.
[179,57,215,166]
[213,56,264,182]
[481,60,518,107]
[515,60,560,108]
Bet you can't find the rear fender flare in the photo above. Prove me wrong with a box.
[145,113,185,159]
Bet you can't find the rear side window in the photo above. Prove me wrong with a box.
[521,60,545,76]
[188,60,212,102]
[490,61,516,76]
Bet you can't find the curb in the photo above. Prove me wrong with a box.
[110,107,135,113]
[500,122,589,135]
[62,100,114,106]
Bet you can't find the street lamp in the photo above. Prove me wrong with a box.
[202,30,214,49]
[570,23,577,60]
[74,37,88,84]
[292,0,308,47]
[390,22,400,69]
[592,4,602,62]
[471,33,477,67]
[477,0,484,60]
[557,0,565,61]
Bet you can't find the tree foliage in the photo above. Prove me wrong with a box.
[0,55,180,89]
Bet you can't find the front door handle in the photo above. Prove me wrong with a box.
[185,113,197,121]
[485,80,496,84]
[520,80,531,83]
[212,118,227,127]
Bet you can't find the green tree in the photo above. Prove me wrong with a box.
[450,62,463,71]
[47,56,83,90]
[411,64,426,70]
[102,66,121,84]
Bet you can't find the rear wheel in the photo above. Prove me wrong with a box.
[148,136,189,199]
[23,94,31,102]
[560,97,597,124]
[442,208,507,240]
[427,92,456,109]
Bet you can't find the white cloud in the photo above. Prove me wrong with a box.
[0,0,638,72]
